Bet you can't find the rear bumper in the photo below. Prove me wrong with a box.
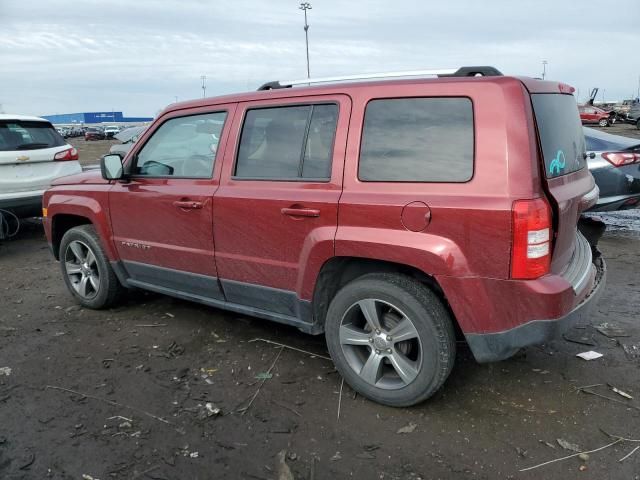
[0,194,43,218]
[464,256,606,362]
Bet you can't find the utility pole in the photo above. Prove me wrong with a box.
[541,60,548,80]
[174,96,178,103]
[201,75,207,98]
[299,2,312,79]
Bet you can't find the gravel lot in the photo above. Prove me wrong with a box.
[1,125,639,479]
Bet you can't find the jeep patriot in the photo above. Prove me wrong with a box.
[43,66,606,406]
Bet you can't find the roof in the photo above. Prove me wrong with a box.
[162,75,571,117]
[0,113,50,122]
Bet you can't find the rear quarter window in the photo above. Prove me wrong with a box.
[531,94,587,178]
[358,97,474,182]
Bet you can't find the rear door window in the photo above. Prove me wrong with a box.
[358,97,474,182]
[532,94,587,178]
[0,120,65,151]
[235,104,338,180]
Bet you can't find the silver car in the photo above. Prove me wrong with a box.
[109,126,146,157]
[585,127,640,211]
[0,115,82,217]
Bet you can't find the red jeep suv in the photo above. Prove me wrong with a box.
[43,66,606,407]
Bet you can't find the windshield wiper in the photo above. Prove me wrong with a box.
[15,143,51,150]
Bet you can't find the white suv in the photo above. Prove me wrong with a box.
[104,125,121,138]
[0,114,82,217]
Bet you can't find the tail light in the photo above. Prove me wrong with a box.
[511,198,552,279]
[54,147,79,161]
[602,152,640,167]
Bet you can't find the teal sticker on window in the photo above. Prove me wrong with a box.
[549,150,566,176]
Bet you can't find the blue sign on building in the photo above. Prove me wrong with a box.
[41,111,153,124]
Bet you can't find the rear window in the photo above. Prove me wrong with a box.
[0,120,65,152]
[358,97,474,182]
[531,94,587,178]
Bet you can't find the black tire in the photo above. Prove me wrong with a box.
[59,225,124,309]
[325,273,456,407]
[598,118,609,127]
[636,119,640,130]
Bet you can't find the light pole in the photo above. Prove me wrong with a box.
[542,60,548,80]
[201,75,207,98]
[174,96,178,103]
[299,2,312,79]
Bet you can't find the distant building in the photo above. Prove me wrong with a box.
[41,111,153,125]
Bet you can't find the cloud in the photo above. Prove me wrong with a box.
[0,0,638,116]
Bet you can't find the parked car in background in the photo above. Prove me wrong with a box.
[85,127,105,141]
[104,126,121,138]
[43,66,606,407]
[578,105,614,127]
[584,127,640,211]
[0,114,81,217]
[109,126,146,157]
[626,103,640,129]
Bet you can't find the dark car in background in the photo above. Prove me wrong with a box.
[84,127,106,141]
[585,127,640,211]
[627,103,640,129]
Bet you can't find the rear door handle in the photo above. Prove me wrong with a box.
[281,207,320,218]
[173,200,203,210]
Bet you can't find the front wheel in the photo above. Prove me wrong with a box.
[59,225,124,309]
[325,273,456,407]
[598,118,609,127]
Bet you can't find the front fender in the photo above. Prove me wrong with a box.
[46,189,116,260]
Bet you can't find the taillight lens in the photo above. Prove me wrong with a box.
[511,198,552,279]
[54,147,79,161]
[602,152,640,167]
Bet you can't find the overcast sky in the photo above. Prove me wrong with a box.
[1,0,638,117]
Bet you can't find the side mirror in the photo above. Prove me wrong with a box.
[101,154,124,180]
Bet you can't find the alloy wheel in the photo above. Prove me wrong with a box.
[339,298,422,390]
[64,240,100,299]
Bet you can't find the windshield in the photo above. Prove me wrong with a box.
[531,94,587,178]
[0,120,66,151]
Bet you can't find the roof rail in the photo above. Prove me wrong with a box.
[257,66,503,91]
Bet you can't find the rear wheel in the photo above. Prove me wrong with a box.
[59,225,124,309]
[324,273,456,407]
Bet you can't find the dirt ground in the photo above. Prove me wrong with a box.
[67,137,119,168]
[1,127,639,480]
[1,218,639,480]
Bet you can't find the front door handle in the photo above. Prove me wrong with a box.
[281,207,320,218]
[173,200,203,210]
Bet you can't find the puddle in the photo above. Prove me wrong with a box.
[586,210,640,238]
